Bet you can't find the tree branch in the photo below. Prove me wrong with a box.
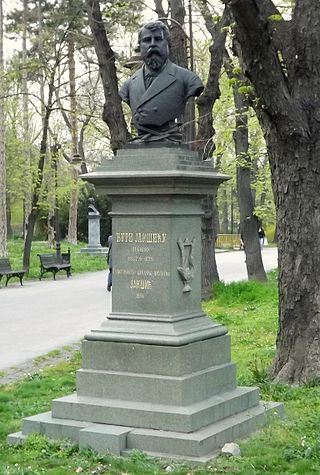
[85,0,130,152]
[196,2,229,157]
[224,0,310,141]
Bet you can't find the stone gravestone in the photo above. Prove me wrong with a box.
[80,198,107,255]
[8,20,283,462]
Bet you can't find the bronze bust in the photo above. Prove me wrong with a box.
[119,21,204,143]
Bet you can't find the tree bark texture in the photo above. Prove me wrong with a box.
[220,188,229,233]
[225,0,320,383]
[167,0,193,145]
[67,169,79,245]
[195,2,229,297]
[67,31,79,244]
[154,0,167,19]
[201,193,220,299]
[86,0,130,153]
[168,0,188,68]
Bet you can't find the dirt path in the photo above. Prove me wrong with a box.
[0,342,81,386]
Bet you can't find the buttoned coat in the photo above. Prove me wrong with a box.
[119,61,204,131]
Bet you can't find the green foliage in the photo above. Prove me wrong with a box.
[213,70,276,233]
[101,0,142,33]
[0,273,319,474]
[238,85,254,95]
[269,14,284,22]
[212,271,278,306]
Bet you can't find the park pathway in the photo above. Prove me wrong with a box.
[0,247,277,373]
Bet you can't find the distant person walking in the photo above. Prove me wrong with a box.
[258,226,266,249]
[107,235,113,291]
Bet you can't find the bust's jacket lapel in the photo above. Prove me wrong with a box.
[136,61,177,108]
[129,68,146,105]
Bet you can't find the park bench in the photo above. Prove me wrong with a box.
[0,258,26,287]
[38,250,71,280]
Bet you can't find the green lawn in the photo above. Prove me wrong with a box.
[7,239,107,280]
[0,272,319,474]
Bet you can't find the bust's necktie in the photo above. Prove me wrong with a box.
[144,73,154,89]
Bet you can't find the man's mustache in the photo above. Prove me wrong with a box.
[146,47,161,57]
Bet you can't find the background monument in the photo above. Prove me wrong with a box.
[80,198,107,255]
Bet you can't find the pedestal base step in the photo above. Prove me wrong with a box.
[7,401,283,461]
[52,386,261,433]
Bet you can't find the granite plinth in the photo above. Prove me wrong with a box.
[9,401,284,461]
[8,145,283,462]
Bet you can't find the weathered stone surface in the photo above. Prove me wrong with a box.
[22,411,91,442]
[7,145,283,462]
[8,402,283,461]
[221,442,241,457]
[81,336,232,375]
[125,402,283,458]
[52,385,261,433]
[76,363,237,405]
[6,432,27,445]
[79,424,131,455]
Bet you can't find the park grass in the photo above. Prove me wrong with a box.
[0,273,319,474]
[7,239,107,280]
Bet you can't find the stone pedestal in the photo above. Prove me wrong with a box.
[8,145,283,462]
[80,206,107,255]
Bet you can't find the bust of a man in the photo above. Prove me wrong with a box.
[88,197,99,215]
[119,20,204,143]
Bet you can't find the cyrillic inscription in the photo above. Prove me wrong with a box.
[116,232,167,244]
[114,230,170,300]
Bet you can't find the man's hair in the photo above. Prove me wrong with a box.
[138,21,171,48]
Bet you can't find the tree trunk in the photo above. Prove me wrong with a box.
[23,80,54,270]
[270,137,320,382]
[201,193,220,299]
[226,0,320,383]
[22,0,32,241]
[195,3,229,297]
[6,193,12,238]
[220,187,229,233]
[169,0,193,145]
[47,208,55,248]
[68,168,79,245]
[0,0,7,257]
[86,0,130,153]
[226,61,266,281]
[67,30,79,244]
[169,0,188,68]
[195,3,228,158]
[154,0,167,19]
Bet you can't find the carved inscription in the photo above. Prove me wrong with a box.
[116,232,167,244]
[114,230,170,299]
